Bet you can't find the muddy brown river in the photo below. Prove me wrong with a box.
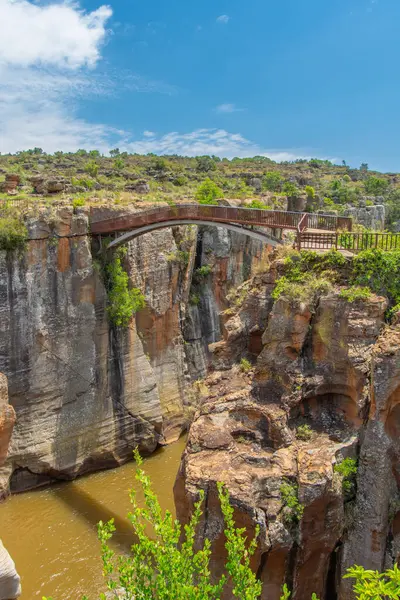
[0,438,186,599]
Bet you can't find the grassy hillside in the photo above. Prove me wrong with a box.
[0,150,399,229]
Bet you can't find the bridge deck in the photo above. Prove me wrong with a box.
[90,204,352,235]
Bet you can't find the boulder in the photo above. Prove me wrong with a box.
[0,175,20,194]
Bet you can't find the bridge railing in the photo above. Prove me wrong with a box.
[300,231,400,252]
[90,204,353,234]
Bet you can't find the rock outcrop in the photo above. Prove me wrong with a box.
[0,175,20,195]
[175,255,400,600]
[344,204,385,231]
[0,373,21,599]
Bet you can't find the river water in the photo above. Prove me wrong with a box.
[0,437,186,600]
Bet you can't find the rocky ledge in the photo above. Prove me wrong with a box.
[175,254,400,600]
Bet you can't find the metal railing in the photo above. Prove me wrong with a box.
[299,231,400,252]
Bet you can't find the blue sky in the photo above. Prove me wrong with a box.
[0,0,399,171]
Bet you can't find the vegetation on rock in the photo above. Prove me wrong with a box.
[104,250,146,327]
[0,217,28,252]
[334,457,358,494]
[279,480,304,524]
[296,424,313,441]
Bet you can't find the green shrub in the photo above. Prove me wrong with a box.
[263,171,282,192]
[166,250,190,266]
[189,293,201,306]
[240,357,252,372]
[0,217,28,252]
[296,424,313,441]
[364,176,388,195]
[84,160,99,177]
[334,457,358,493]
[272,273,333,306]
[195,178,223,205]
[113,158,125,170]
[195,264,212,278]
[72,197,85,208]
[283,181,299,197]
[351,249,400,308]
[340,286,372,302]
[105,251,146,327]
[248,199,266,209]
[279,480,304,524]
[195,155,217,173]
[305,185,315,199]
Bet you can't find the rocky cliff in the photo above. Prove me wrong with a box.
[0,206,266,498]
[175,251,400,600]
[0,373,21,599]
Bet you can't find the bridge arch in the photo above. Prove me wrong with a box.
[106,220,282,250]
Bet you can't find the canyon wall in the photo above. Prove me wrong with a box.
[0,206,266,498]
[175,256,400,600]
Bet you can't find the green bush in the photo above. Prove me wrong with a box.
[305,185,315,199]
[272,273,333,306]
[279,480,304,524]
[334,457,358,493]
[105,251,146,327]
[283,181,299,197]
[263,171,282,192]
[84,160,99,178]
[248,199,266,209]
[240,357,252,372]
[296,424,313,441]
[195,178,223,205]
[189,293,201,306]
[339,286,372,302]
[350,249,400,308]
[72,197,85,208]
[0,217,28,252]
[113,158,125,170]
[195,155,217,173]
[195,264,212,278]
[364,176,388,196]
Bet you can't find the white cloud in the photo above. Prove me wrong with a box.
[216,14,230,24]
[143,130,156,138]
[0,0,176,154]
[0,0,112,69]
[118,128,317,162]
[215,103,244,114]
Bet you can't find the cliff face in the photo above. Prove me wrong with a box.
[0,207,266,498]
[175,256,400,600]
[183,225,270,381]
[0,206,197,496]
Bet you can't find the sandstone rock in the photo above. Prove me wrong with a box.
[0,175,20,194]
[0,541,21,600]
[344,204,386,231]
[176,266,392,600]
[30,175,66,194]
[125,180,150,194]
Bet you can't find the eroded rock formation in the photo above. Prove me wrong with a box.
[175,254,400,600]
[0,206,266,497]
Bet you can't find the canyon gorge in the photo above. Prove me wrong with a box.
[0,204,399,600]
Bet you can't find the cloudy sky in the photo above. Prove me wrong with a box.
[0,0,399,170]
